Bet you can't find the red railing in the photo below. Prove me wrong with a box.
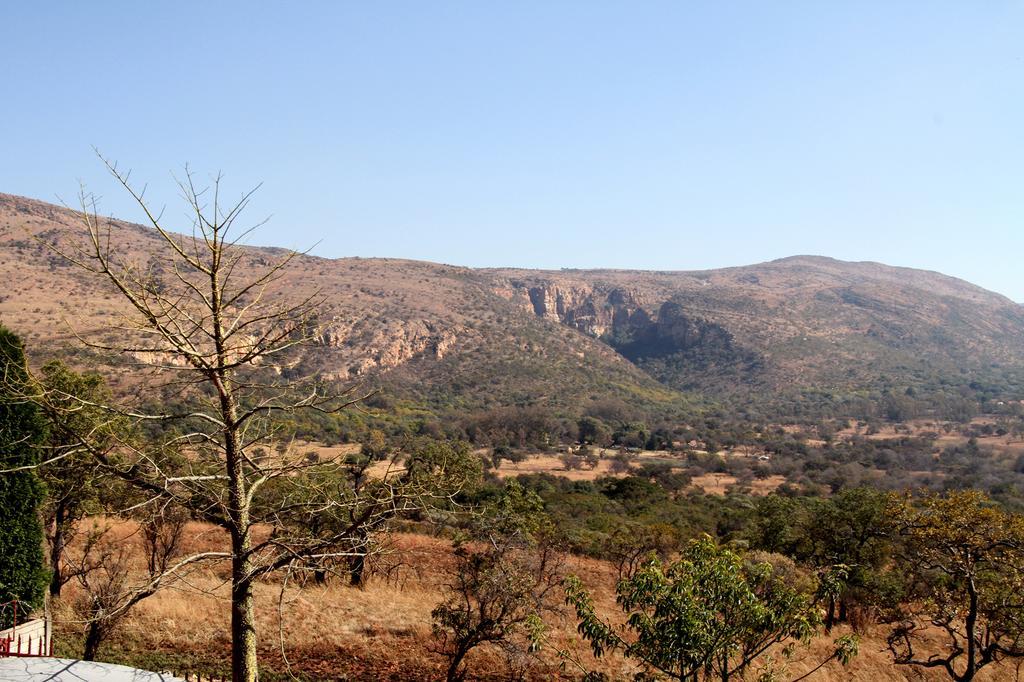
[0,600,52,657]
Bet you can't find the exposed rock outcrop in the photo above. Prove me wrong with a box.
[504,279,647,338]
[496,277,761,387]
[316,317,462,377]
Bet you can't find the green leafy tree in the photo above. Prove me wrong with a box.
[361,428,389,460]
[747,495,799,555]
[577,416,612,447]
[604,522,678,579]
[565,536,854,681]
[795,488,891,628]
[36,360,118,597]
[612,421,649,449]
[886,490,1024,681]
[749,488,893,628]
[0,325,48,624]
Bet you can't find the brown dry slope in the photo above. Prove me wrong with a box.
[0,192,684,415]
[3,191,1023,419]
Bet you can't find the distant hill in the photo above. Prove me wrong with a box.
[488,258,1024,417]
[2,192,1022,422]
[0,193,687,420]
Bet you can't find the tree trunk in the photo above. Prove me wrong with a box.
[226,405,257,682]
[227,447,257,682]
[48,502,66,597]
[962,580,979,682]
[231,553,258,682]
[217,303,258,682]
[349,551,366,587]
[446,644,471,682]
[82,621,102,661]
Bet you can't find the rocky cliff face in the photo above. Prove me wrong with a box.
[502,279,648,338]
[497,278,745,367]
[612,302,736,360]
[316,317,463,379]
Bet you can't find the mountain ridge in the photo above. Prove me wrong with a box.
[2,191,1022,421]
[5,190,1016,303]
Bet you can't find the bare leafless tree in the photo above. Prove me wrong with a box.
[432,482,563,682]
[25,156,481,681]
[66,508,187,660]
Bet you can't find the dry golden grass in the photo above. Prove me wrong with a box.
[834,417,1024,462]
[688,472,787,496]
[50,520,1019,681]
[490,450,623,482]
[488,450,787,496]
[55,524,622,680]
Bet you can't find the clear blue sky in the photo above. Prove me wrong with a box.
[3,2,1022,299]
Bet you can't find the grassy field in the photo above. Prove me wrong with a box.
[48,521,1015,681]
[486,448,788,496]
